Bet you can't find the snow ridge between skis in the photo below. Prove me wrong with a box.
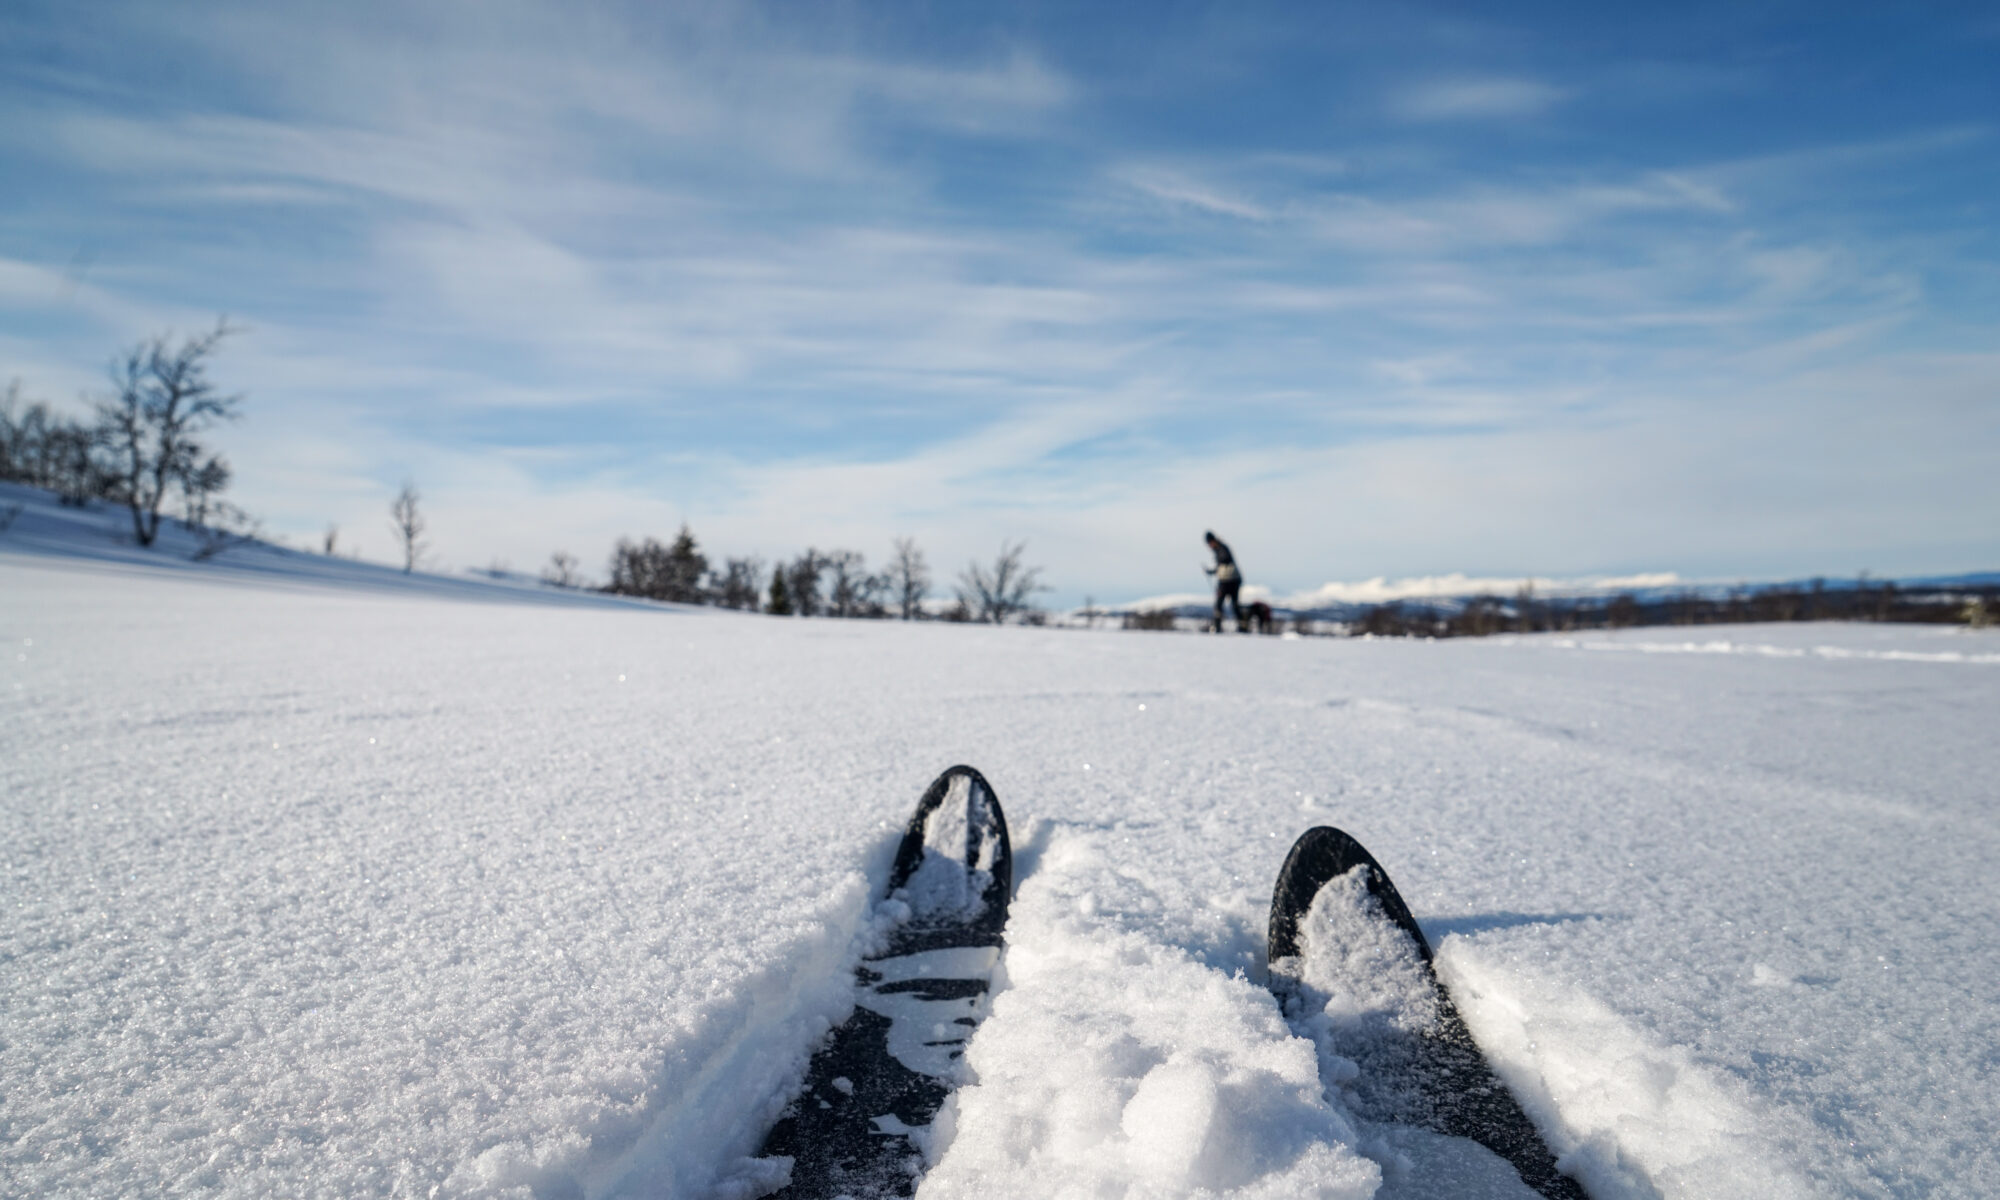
[920,819,1382,1199]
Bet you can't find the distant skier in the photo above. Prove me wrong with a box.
[1203,531,1244,633]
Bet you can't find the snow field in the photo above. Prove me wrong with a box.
[1515,633,2000,665]
[1439,944,1816,1200]
[6,539,2000,1198]
[2,556,904,1200]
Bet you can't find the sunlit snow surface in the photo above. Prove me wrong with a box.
[5,507,1998,1198]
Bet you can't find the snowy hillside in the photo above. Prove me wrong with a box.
[4,496,1998,1199]
[0,482,659,611]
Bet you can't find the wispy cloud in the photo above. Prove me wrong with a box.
[1389,76,1570,121]
[1300,171,1735,253]
[1114,166,1272,220]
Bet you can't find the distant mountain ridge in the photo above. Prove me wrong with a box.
[1108,568,2000,623]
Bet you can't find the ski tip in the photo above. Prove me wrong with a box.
[886,765,1012,908]
[1267,826,1432,965]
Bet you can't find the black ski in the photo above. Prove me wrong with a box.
[758,765,1011,1199]
[1268,827,1586,1200]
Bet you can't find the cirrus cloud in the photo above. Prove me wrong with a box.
[1390,76,1570,121]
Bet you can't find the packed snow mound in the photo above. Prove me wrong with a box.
[920,828,1382,1199]
[5,535,1999,1198]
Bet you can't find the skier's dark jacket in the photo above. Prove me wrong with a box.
[1207,538,1239,583]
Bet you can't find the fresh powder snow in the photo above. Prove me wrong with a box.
[4,487,1997,1198]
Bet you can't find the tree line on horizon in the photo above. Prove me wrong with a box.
[578,527,1048,624]
[1341,577,1996,636]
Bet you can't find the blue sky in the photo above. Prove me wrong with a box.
[3,0,1996,605]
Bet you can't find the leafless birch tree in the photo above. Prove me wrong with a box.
[390,481,426,573]
[955,540,1046,624]
[888,536,930,620]
[98,321,240,546]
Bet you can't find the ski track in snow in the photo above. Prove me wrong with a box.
[5,495,1998,1199]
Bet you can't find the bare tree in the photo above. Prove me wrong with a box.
[542,550,580,588]
[98,321,240,546]
[709,555,766,610]
[606,537,657,596]
[0,380,19,481]
[390,480,426,573]
[180,454,231,530]
[825,550,862,617]
[45,420,108,507]
[824,550,888,618]
[955,540,1047,624]
[1,384,50,487]
[2,384,111,503]
[888,536,931,620]
[323,525,340,556]
[786,549,827,616]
